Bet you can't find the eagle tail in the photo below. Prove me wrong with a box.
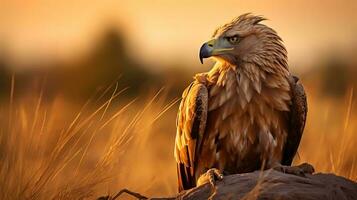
[177,163,196,192]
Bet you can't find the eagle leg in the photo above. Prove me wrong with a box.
[273,162,315,177]
[197,168,223,199]
[197,168,223,187]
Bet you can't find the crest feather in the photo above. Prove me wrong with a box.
[213,13,267,37]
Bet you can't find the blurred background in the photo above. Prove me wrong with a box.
[0,0,357,199]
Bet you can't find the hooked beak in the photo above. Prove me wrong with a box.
[199,39,215,64]
[199,39,234,64]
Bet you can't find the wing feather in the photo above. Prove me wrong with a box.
[174,82,208,191]
[282,75,307,165]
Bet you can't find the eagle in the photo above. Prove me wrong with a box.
[174,13,314,192]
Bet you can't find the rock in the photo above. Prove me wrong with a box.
[100,170,357,200]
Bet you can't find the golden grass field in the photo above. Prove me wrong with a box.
[0,78,356,200]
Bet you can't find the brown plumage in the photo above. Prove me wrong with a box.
[174,13,307,192]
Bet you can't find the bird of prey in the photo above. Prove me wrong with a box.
[174,13,314,192]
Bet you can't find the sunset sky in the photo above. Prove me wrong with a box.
[1,0,357,70]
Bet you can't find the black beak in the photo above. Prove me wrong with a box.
[199,42,213,64]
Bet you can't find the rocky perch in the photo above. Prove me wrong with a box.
[98,169,357,200]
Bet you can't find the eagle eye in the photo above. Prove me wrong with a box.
[227,35,240,44]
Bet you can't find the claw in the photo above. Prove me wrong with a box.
[273,162,315,177]
[197,168,223,187]
[197,168,223,200]
[298,162,315,174]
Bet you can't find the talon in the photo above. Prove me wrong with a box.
[298,162,315,174]
[197,168,223,187]
[273,163,314,177]
[209,172,215,185]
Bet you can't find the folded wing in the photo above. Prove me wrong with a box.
[282,76,307,165]
[174,82,208,192]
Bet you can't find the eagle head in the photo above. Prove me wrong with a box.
[199,13,288,71]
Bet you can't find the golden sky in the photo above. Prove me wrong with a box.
[1,0,357,69]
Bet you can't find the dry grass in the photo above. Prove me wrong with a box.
[297,87,357,181]
[0,78,356,199]
[0,79,178,199]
